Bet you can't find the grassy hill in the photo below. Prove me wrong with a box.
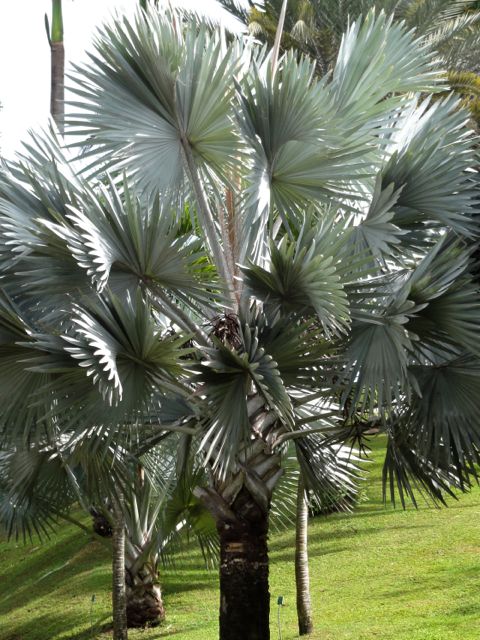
[1,440,479,640]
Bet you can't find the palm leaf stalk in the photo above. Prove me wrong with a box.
[0,7,479,640]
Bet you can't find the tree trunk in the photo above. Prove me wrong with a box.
[50,41,64,133]
[112,495,128,640]
[49,0,64,134]
[295,475,313,636]
[194,416,283,640]
[217,488,270,640]
[125,568,165,628]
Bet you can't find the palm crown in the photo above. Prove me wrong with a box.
[0,7,479,640]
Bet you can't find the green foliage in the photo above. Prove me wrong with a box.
[446,70,480,130]
[0,7,478,549]
[227,0,480,76]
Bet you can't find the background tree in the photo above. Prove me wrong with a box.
[223,0,480,127]
[45,0,64,133]
[0,431,220,630]
[227,0,480,72]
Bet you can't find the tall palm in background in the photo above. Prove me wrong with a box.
[0,6,479,640]
[45,0,65,133]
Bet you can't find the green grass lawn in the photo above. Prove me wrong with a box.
[1,439,479,640]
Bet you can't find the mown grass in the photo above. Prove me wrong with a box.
[1,438,479,640]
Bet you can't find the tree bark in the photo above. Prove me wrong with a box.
[194,415,283,640]
[50,42,64,133]
[126,568,165,628]
[217,492,270,640]
[216,487,270,640]
[112,495,128,640]
[49,0,64,134]
[295,475,313,636]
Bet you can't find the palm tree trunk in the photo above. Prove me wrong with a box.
[195,482,274,640]
[218,488,270,640]
[125,567,165,627]
[295,475,313,635]
[218,527,269,640]
[49,0,64,134]
[194,409,283,640]
[112,494,128,640]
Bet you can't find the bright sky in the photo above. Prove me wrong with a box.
[0,0,247,159]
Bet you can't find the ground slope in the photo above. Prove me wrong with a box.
[1,441,479,640]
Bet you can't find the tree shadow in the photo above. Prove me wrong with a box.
[271,545,351,563]
[2,611,110,640]
[0,536,108,616]
[162,577,216,596]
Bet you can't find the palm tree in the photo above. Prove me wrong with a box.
[0,434,219,630]
[1,7,479,640]
[219,2,480,633]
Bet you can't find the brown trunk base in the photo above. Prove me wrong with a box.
[298,619,314,635]
[126,582,165,628]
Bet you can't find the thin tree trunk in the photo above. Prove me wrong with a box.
[50,42,64,132]
[112,494,128,640]
[295,475,313,636]
[49,0,64,134]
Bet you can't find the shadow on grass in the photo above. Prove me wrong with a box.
[271,545,351,564]
[162,577,216,596]
[374,562,480,602]
[2,612,110,640]
[0,536,108,617]
[270,523,432,563]
[0,533,97,615]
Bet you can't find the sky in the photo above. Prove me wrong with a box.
[0,0,248,159]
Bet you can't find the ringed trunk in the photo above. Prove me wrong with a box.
[49,0,64,134]
[50,41,64,132]
[112,496,128,640]
[295,475,313,635]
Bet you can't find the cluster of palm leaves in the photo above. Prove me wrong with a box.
[228,0,480,72]
[226,0,480,131]
[0,3,479,640]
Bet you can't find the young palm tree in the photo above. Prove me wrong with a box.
[1,7,479,640]
[0,434,219,630]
